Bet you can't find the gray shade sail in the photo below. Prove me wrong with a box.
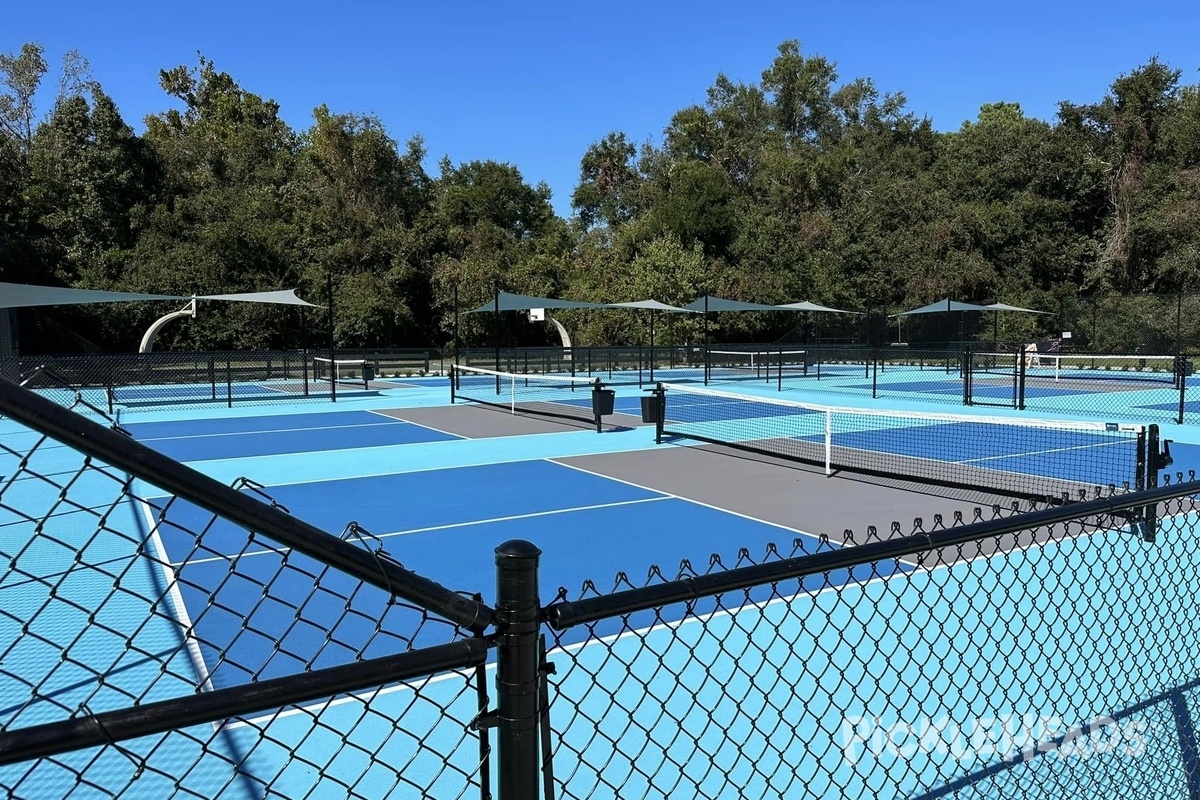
[682,295,782,312]
[466,291,608,313]
[775,300,860,314]
[985,302,1052,315]
[197,289,319,307]
[893,298,994,316]
[0,282,185,309]
[603,299,697,313]
[0,282,320,309]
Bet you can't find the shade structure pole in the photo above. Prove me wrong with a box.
[494,290,501,393]
[649,309,656,383]
[454,283,460,368]
[703,295,710,385]
[327,271,336,403]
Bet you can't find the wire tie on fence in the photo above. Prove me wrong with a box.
[340,522,400,602]
[78,702,121,753]
[232,477,292,514]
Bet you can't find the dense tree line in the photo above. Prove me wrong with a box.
[1,41,1198,353]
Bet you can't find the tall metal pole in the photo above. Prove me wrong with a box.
[649,309,656,383]
[494,289,501,393]
[327,271,336,403]
[454,283,460,369]
[703,295,710,385]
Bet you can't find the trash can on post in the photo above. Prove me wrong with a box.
[640,394,661,424]
[362,363,375,382]
[592,387,615,417]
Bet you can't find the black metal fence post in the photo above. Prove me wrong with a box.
[871,350,878,398]
[963,346,972,405]
[494,540,542,800]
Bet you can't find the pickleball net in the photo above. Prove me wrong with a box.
[706,348,809,385]
[451,364,606,429]
[312,356,370,389]
[655,382,1152,505]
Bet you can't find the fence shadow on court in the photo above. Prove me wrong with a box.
[1,379,1199,798]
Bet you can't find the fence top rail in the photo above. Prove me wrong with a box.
[0,378,494,631]
[545,480,1200,630]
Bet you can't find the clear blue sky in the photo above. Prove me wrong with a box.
[6,0,1199,215]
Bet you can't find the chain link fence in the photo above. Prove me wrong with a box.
[8,348,433,415]
[2,377,1200,798]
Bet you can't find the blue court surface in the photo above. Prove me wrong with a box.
[146,457,896,688]
[126,410,460,461]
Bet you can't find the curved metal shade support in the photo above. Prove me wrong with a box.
[138,298,197,353]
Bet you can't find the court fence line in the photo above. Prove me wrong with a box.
[10,347,433,414]
[463,343,1195,426]
[2,377,1200,797]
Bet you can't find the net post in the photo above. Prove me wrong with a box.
[302,351,309,397]
[450,364,457,404]
[655,383,665,444]
[963,346,972,406]
[493,540,543,800]
[226,359,232,408]
[1017,349,1027,410]
[593,378,602,434]
[824,409,832,476]
[777,349,783,392]
[871,350,878,398]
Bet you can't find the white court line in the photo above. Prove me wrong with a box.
[956,438,1131,466]
[135,418,409,444]
[137,499,216,699]
[545,458,932,566]
[365,409,467,440]
[172,496,672,568]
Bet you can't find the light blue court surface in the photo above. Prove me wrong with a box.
[125,409,460,461]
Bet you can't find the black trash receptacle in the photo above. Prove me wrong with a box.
[640,394,661,424]
[362,363,375,382]
[592,388,616,417]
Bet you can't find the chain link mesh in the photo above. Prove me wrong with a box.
[0,397,485,798]
[544,497,1200,799]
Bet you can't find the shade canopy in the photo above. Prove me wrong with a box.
[985,302,1052,315]
[0,282,319,309]
[603,299,697,313]
[893,298,994,316]
[775,300,859,314]
[197,289,319,307]
[466,291,608,313]
[682,295,782,312]
[0,282,184,309]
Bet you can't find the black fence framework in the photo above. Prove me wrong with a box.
[463,343,1194,426]
[2,377,1200,797]
[4,348,433,414]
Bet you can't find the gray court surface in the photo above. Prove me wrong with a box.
[376,404,643,438]
[556,445,1132,564]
